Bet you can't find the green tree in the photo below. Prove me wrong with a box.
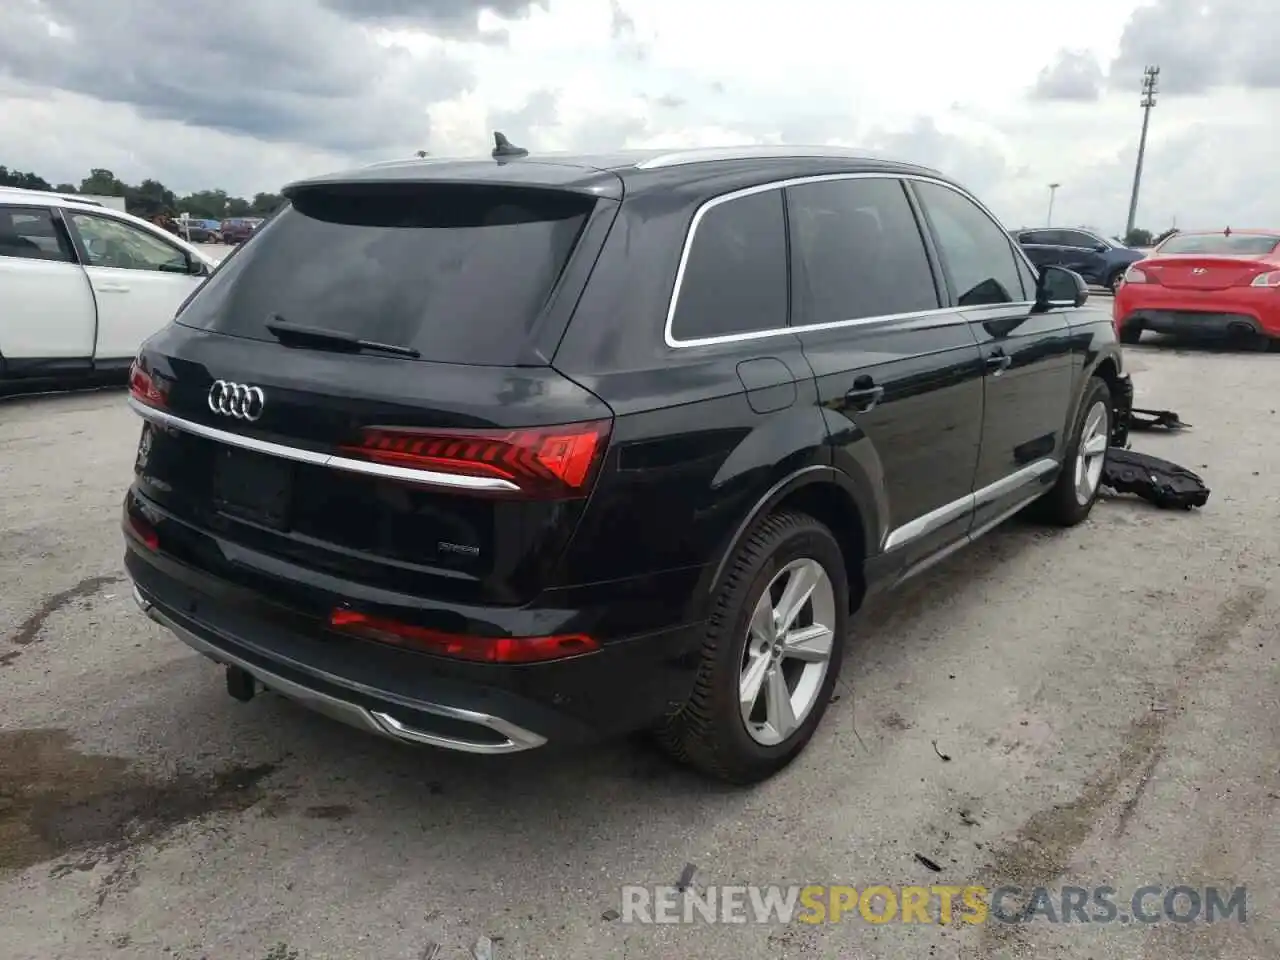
[1124,227,1154,247]
[54,182,78,193]
[0,166,53,190]
[78,168,128,196]
[1152,227,1177,246]
[249,192,285,216]
[125,178,177,218]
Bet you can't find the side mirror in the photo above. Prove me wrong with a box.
[1034,265,1088,311]
[189,256,211,277]
[1093,243,1108,253]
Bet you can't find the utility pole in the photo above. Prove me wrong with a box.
[1046,183,1061,226]
[1124,65,1159,241]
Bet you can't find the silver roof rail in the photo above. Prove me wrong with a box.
[634,144,899,170]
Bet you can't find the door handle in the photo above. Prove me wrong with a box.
[96,283,131,293]
[845,378,884,413]
[985,351,1012,375]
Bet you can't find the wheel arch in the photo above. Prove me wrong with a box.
[702,465,877,613]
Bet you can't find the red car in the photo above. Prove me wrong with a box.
[1114,228,1280,346]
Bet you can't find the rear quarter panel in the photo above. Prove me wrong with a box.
[551,187,884,618]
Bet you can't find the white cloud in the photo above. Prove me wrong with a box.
[0,0,1276,236]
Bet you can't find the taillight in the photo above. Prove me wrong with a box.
[327,609,599,663]
[127,513,159,550]
[1123,266,1149,284]
[129,360,168,408]
[1250,270,1280,287]
[338,420,612,499]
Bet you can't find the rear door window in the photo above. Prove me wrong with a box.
[0,205,75,263]
[669,189,788,342]
[786,177,940,323]
[176,184,597,366]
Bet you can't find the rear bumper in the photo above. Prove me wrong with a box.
[125,523,707,753]
[1115,286,1280,336]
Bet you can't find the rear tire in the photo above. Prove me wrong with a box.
[1118,324,1141,345]
[1032,377,1113,527]
[655,511,849,785]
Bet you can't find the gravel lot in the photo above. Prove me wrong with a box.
[1,341,1277,960]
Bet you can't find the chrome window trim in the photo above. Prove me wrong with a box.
[127,396,522,492]
[663,171,1038,349]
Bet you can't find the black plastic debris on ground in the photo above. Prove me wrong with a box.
[1128,407,1191,431]
[1102,449,1210,510]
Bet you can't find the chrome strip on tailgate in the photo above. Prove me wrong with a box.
[128,396,519,492]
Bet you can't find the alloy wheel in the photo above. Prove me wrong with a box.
[1074,400,1110,505]
[739,558,837,746]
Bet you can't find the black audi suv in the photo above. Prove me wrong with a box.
[123,141,1131,784]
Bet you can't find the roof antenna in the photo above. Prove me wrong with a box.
[492,131,528,161]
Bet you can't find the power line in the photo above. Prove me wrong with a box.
[1124,65,1159,239]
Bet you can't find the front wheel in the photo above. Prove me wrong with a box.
[1032,377,1113,526]
[655,511,849,784]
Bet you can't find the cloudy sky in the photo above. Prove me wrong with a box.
[1,0,1276,235]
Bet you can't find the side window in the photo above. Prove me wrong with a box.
[913,182,1025,308]
[69,212,190,273]
[786,177,939,324]
[0,205,75,263]
[1020,230,1052,245]
[1059,230,1096,249]
[670,189,788,341]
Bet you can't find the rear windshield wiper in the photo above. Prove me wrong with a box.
[264,317,421,359]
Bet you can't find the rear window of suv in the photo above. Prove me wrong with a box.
[176,183,596,365]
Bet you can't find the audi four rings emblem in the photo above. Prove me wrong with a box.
[208,380,266,421]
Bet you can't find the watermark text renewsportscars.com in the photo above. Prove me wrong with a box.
[620,884,1248,925]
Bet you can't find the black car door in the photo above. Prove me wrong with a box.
[786,175,985,578]
[909,180,1076,535]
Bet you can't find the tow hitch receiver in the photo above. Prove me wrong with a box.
[226,665,257,702]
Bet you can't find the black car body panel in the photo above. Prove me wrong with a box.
[123,147,1128,759]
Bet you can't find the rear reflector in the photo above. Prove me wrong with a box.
[338,419,611,499]
[327,609,599,663]
[129,361,168,408]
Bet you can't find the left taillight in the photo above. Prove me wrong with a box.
[126,512,159,551]
[128,360,168,408]
[337,419,612,499]
[327,608,599,663]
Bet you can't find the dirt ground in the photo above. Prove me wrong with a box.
[1,338,1277,960]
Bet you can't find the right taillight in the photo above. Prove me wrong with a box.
[337,419,612,499]
[1249,270,1280,287]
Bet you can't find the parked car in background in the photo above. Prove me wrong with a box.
[182,219,223,243]
[1113,228,1280,347]
[123,143,1130,785]
[220,217,263,243]
[1014,227,1146,293]
[0,186,214,387]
